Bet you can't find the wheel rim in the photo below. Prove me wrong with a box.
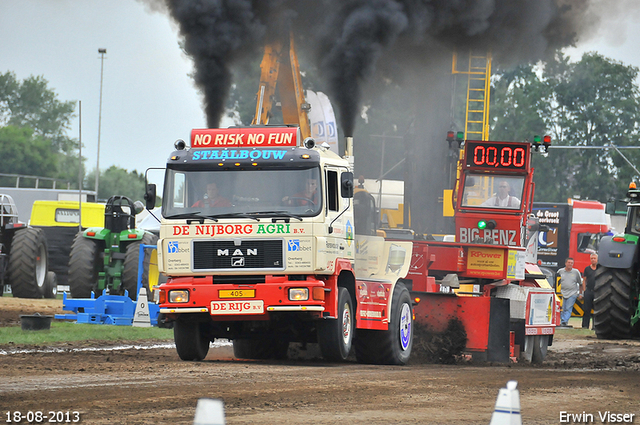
[341,302,352,345]
[399,303,412,351]
[35,243,47,289]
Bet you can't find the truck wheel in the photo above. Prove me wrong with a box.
[68,233,101,298]
[122,233,159,301]
[43,271,57,299]
[354,282,413,365]
[174,320,210,361]
[532,335,549,364]
[233,338,289,360]
[8,227,48,298]
[317,287,354,361]
[593,266,634,339]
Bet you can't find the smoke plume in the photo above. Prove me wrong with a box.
[147,0,617,136]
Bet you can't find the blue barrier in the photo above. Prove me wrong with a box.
[55,244,160,326]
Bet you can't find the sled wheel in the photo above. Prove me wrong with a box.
[355,282,413,365]
[174,320,210,361]
[532,335,549,364]
[318,287,354,361]
[68,232,101,298]
[43,271,57,299]
[521,335,534,363]
[8,227,48,299]
[593,266,634,339]
[122,233,158,300]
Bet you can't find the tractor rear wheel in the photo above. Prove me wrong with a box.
[43,271,57,299]
[8,227,48,299]
[122,233,159,300]
[354,282,413,365]
[174,320,210,361]
[593,266,636,339]
[68,233,101,298]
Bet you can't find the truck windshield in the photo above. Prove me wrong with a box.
[162,167,323,218]
[461,173,525,210]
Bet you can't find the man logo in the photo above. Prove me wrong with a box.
[232,257,245,267]
[288,239,300,251]
[168,241,179,254]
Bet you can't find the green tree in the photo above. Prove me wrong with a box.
[0,71,81,186]
[86,166,146,202]
[491,52,640,202]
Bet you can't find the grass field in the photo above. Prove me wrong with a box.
[0,322,173,346]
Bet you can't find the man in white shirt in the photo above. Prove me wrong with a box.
[481,180,521,208]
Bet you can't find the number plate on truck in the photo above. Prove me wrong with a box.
[210,300,264,315]
[218,289,256,298]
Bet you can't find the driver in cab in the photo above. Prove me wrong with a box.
[192,182,232,208]
[481,180,521,208]
[282,178,318,207]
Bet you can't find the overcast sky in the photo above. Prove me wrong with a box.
[2,1,640,185]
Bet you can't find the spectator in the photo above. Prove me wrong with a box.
[557,257,583,328]
[581,253,598,330]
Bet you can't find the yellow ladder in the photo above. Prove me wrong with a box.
[452,51,492,141]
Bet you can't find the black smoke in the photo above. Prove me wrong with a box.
[147,0,607,136]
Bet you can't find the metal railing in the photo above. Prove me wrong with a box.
[0,173,73,189]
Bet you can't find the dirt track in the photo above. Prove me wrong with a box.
[1,298,640,424]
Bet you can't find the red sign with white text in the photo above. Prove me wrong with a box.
[191,127,298,148]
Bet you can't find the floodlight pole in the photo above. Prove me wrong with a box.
[95,48,107,200]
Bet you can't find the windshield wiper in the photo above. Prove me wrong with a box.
[247,211,303,221]
[207,212,260,221]
[165,212,217,222]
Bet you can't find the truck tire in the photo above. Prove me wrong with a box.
[354,282,413,365]
[122,233,159,300]
[233,338,289,360]
[43,271,57,299]
[68,233,101,298]
[174,320,210,361]
[593,266,635,339]
[317,287,354,361]
[8,227,48,298]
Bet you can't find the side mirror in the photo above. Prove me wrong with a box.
[341,172,354,198]
[133,201,145,215]
[605,200,616,215]
[144,184,157,210]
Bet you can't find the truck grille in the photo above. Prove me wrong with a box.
[193,239,284,270]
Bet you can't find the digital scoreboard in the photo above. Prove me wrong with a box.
[464,140,530,171]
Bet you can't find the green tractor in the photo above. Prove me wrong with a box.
[595,184,640,339]
[67,196,159,300]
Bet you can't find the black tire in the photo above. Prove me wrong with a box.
[122,233,159,301]
[8,227,48,298]
[43,271,57,299]
[68,233,101,298]
[317,287,354,361]
[532,335,549,364]
[233,338,289,360]
[355,282,413,365]
[174,320,210,361]
[593,266,634,339]
[521,335,534,363]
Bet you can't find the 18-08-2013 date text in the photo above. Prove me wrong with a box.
[5,411,81,423]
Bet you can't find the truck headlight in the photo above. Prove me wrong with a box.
[289,288,309,301]
[169,290,189,303]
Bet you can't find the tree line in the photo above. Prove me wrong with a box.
[0,71,147,202]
